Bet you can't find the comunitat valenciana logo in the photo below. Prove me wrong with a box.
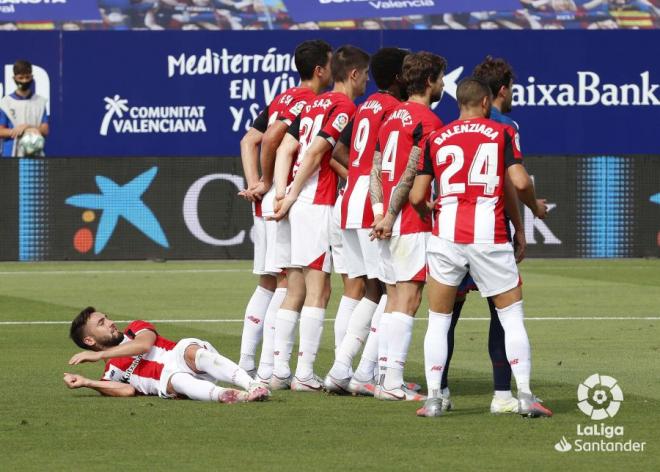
[553,374,647,454]
[99,95,207,136]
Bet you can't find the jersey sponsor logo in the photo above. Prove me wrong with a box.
[99,95,207,136]
[332,112,349,132]
[121,354,145,383]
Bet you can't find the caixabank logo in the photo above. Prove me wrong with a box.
[65,167,169,255]
[553,374,647,454]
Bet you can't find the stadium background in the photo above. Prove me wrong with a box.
[0,1,658,262]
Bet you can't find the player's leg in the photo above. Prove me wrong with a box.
[239,275,276,374]
[333,274,363,359]
[377,233,427,401]
[469,244,552,418]
[271,267,306,388]
[239,216,277,374]
[168,373,244,404]
[256,273,288,384]
[183,343,269,402]
[487,296,518,414]
[348,290,387,395]
[326,277,379,392]
[291,267,331,391]
[377,280,424,400]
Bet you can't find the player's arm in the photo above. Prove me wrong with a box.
[330,156,348,180]
[238,109,267,201]
[63,373,136,397]
[273,133,298,201]
[272,135,331,221]
[372,145,422,240]
[239,127,263,195]
[369,149,384,220]
[504,131,546,219]
[0,110,15,138]
[409,140,435,221]
[68,330,157,365]
[504,174,526,263]
[260,120,289,189]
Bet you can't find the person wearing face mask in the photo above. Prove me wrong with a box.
[0,60,49,157]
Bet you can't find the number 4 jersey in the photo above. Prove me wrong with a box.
[340,91,401,229]
[378,101,443,236]
[419,117,523,244]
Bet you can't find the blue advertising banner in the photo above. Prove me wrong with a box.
[0,30,658,156]
[282,0,522,23]
[0,0,101,22]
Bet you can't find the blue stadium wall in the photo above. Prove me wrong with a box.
[0,31,658,260]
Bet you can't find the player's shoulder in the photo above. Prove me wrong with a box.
[124,320,157,337]
[489,107,519,131]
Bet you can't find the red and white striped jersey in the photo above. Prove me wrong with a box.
[419,117,523,244]
[290,91,356,205]
[340,92,400,229]
[378,101,442,236]
[250,87,316,216]
[101,320,177,396]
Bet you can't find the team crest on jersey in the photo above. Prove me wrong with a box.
[332,113,349,132]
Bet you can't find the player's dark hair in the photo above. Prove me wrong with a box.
[456,77,492,108]
[70,306,96,350]
[370,47,409,91]
[401,51,447,97]
[13,59,32,76]
[294,40,332,81]
[331,45,370,83]
[472,56,516,98]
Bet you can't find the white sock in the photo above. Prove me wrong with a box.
[494,390,513,400]
[424,311,452,397]
[334,296,359,354]
[272,309,299,379]
[194,348,252,390]
[239,285,274,371]
[496,301,532,395]
[169,373,227,402]
[377,309,390,382]
[294,306,325,380]
[329,298,378,379]
[256,287,287,380]
[383,311,414,390]
[353,298,385,381]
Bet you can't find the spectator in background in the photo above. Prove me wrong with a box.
[0,60,49,157]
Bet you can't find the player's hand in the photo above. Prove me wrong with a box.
[63,373,88,389]
[68,350,102,365]
[371,213,384,229]
[269,194,295,221]
[533,199,548,219]
[513,229,526,264]
[370,214,394,240]
[237,189,256,202]
[248,181,271,201]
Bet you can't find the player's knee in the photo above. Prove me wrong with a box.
[259,274,277,292]
[343,276,365,299]
[184,344,203,373]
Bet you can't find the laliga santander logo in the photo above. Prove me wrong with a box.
[577,373,623,420]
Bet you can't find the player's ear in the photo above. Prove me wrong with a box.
[83,336,96,349]
[498,85,507,99]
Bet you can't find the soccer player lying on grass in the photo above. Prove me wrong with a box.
[63,307,270,404]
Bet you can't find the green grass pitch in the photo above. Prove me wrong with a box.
[0,259,658,471]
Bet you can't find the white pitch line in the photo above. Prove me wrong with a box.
[0,269,251,275]
[1,317,658,326]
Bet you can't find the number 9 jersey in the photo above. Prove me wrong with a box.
[419,117,523,244]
